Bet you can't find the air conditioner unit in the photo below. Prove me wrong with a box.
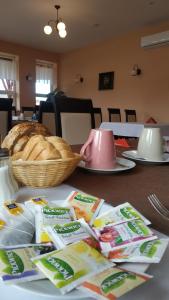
[141,30,169,48]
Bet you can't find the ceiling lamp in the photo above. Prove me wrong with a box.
[44,5,67,38]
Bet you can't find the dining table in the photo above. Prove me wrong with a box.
[100,122,169,138]
[0,142,169,300]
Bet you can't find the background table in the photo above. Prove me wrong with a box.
[100,122,169,137]
[69,144,169,236]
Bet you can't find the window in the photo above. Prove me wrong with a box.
[35,60,57,105]
[0,53,19,108]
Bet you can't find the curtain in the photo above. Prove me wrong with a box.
[36,64,53,83]
[0,58,16,80]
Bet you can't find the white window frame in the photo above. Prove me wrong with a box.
[0,52,20,110]
[35,59,57,105]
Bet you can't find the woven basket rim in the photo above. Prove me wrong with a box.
[12,153,82,166]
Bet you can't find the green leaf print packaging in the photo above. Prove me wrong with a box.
[78,266,152,300]
[46,218,96,249]
[35,205,76,243]
[32,240,114,294]
[93,202,150,229]
[0,247,45,284]
[64,191,104,225]
[93,219,157,252]
[107,238,169,263]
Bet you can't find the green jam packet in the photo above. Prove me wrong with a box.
[32,240,114,294]
[0,247,45,284]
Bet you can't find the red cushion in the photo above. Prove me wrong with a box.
[146,117,157,124]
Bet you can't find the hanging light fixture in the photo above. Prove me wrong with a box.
[44,5,67,38]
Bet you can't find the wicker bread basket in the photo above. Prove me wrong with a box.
[12,154,81,188]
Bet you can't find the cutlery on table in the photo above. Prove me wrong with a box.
[148,193,169,221]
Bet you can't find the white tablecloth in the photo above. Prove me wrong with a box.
[100,122,169,137]
[0,184,169,300]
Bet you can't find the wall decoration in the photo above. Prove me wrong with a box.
[99,71,114,90]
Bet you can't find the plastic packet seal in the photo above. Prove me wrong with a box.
[3,202,35,229]
[32,240,114,295]
[63,191,104,225]
[106,238,169,263]
[46,218,97,249]
[93,202,151,229]
[24,196,48,215]
[77,266,153,300]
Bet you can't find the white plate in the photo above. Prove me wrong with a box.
[78,157,136,173]
[122,150,169,165]
[13,198,151,299]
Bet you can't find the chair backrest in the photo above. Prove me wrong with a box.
[52,96,95,145]
[108,108,121,122]
[93,107,102,128]
[0,98,12,141]
[125,109,137,122]
[12,106,16,116]
[21,106,36,118]
[38,101,55,135]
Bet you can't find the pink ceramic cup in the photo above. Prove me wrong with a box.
[80,129,116,169]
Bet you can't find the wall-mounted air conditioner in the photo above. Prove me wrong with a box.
[140,30,169,48]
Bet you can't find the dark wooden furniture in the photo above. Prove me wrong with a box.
[52,96,95,144]
[21,106,36,118]
[93,107,102,128]
[125,109,137,122]
[0,98,12,136]
[108,108,121,122]
[38,101,55,135]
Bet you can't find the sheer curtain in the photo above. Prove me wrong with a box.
[36,64,53,83]
[36,62,54,104]
[0,57,17,104]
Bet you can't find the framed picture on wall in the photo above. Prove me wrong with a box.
[98,71,114,90]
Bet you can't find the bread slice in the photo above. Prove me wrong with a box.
[22,135,45,160]
[11,151,23,161]
[13,136,29,154]
[60,149,75,159]
[46,136,72,151]
[2,122,51,155]
[36,143,61,160]
[2,123,33,154]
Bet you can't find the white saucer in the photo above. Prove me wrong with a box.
[122,150,169,164]
[78,157,136,173]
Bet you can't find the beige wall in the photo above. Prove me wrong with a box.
[59,21,169,123]
[0,40,59,108]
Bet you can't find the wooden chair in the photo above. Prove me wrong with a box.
[125,109,137,122]
[107,108,121,122]
[38,101,55,135]
[12,106,16,116]
[21,106,35,118]
[52,96,95,145]
[93,107,102,128]
[0,98,12,141]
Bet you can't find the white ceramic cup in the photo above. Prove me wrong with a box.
[137,127,164,161]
